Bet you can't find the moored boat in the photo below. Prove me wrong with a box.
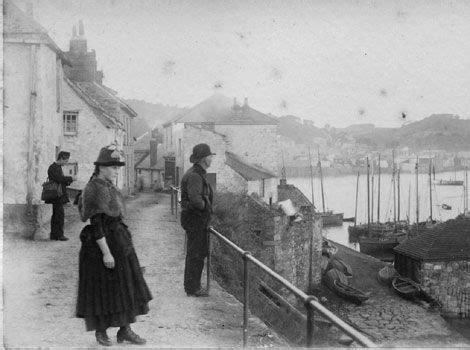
[392,276,421,300]
[320,211,344,226]
[326,257,353,278]
[323,268,370,305]
[436,179,463,186]
[359,232,407,255]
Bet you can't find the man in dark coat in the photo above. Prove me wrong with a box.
[48,151,74,241]
[180,143,215,297]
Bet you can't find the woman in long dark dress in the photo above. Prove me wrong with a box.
[76,145,152,346]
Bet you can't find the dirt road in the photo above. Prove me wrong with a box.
[3,192,286,348]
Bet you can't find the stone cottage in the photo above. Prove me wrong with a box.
[134,131,164,190]
[62,21,136,195]
[161,93,279,203]
[3,0,71,238]
[394,217,470,318]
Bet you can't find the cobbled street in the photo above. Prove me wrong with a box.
[3,192,287,348]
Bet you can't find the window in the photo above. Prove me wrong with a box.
[63,112,78,135]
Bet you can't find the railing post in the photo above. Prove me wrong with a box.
[305,296,316,347]
[175,189,178,220]
[206,227,211,293]
[242,252,251,347]
[170,188,174,215]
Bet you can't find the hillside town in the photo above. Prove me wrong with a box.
[3,1,470,348]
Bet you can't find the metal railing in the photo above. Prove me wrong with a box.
[169,185,180,219]
[169,186,375,348]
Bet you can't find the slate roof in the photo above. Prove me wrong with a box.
[170,94,278,126]
[394,217,470,261]
[225,152,276,181]
[3,0,70,65]
[278,183,312,208]
[73,81,137,119]
[65,78,120,128]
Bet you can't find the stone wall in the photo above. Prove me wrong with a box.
[210,192,323,343]
[420,260,470,318]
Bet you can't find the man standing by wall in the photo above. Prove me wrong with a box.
[180,144,215,297]
[47,151,74,241]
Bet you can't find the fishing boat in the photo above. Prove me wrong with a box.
[348,155,408,243]
[342,216,355,222]
[359,232,407,255]
[323,268,370,305]
[316,150,344,226]
[441,203,452,210]
[377,264,398,286]
[326,257,353,278]
[436,179,463,186]
[392,276,421,300]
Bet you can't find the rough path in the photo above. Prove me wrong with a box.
[322,240,470,347]
[3,192,287,348]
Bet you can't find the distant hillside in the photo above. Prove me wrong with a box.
[278,115,328,144]
[126,99,188,131]
[278,114,470,152]
[345,114,470,151]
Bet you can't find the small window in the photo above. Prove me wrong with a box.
[63,111,78,135]
[63,162,78,176]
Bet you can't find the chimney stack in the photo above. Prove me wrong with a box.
[150,140,158,168]
[244,97,248,106]
[233,97,238,107]
[72,25,77,38]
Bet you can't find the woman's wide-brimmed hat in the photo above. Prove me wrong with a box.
[189,143,216,163]
[94,143,125,166]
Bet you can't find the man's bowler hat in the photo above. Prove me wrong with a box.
[189,143,216,163]
[94,144,125,166]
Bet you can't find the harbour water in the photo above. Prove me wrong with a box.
[289,170,467,249]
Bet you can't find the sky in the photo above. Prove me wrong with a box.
[27,0,470,127]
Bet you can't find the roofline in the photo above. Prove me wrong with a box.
[64,78,124,129]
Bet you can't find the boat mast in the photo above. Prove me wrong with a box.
[407,181,411,224]
[307,147,315,212]
[415,156,419,233]
[429,158,433,222]
[465,166,468,214]
[318,149,326,213]
[397,167,401,222]
[371,163,374,223]
[377,154,381,223]
[367,157,370,235]
[354,171,359,227]
[393,150,396,229]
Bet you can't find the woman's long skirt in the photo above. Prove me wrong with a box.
[76,224,152,331]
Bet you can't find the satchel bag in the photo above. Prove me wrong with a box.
[41,178,63,203]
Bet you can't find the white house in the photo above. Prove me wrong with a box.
[162,94,279,203]
[3,0,70,238]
